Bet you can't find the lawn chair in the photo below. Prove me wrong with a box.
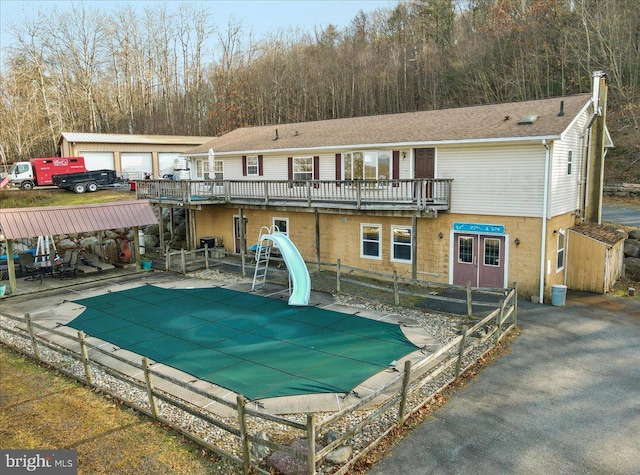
[81,253,115,273]
[54,250,74,278]
[59,250,80,279]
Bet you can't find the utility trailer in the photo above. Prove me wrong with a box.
[52,169,122,193]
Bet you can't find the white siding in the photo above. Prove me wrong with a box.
[549,110,589,217]
[438,143,546,217]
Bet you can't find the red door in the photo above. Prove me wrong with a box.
[453,234,506,288]
[414,148,435,201]
[453,234,477,286]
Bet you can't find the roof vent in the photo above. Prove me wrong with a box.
[273,129,279,141]
[518,114,539,125]
[558,100,565,117]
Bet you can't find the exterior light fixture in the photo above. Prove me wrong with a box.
[515,237,520,246]
[438,232,443,239]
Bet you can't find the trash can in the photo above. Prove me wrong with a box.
[551,284,567,306]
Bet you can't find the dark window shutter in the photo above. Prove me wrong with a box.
[335,153,341,187]
[242,156,247,176]
[258,155,264,176]
[287,157,293,188]
[392,150,400,187]
[313,156,320,188]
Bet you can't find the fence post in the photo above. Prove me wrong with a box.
[180,249,186,274]
[466,281,472,316]
[204,244,210,270]
[78,331,93,386]
[495,299,506,345]
[306,414,316,475]
[393,271,400,306]
[455,326,469,380]
[237,394,251,474]
[24,313,40,361]
[142,357,159,421]
[336,259,341,293]
[165,246,170,271]
[397,360,412,423]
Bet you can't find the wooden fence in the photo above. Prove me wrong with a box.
[0,282,516,474]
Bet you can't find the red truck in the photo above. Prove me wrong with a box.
[8,157,87,190]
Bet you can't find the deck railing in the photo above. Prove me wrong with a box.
[135,178,452,211]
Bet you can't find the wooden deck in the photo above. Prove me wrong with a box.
[135,178,452,212]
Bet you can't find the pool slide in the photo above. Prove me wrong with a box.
[260,232,310,306]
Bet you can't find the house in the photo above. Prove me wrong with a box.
[136,72,612,303]
[59,132,214,180]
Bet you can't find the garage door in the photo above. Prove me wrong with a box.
[81,152,114,171]
[121,152,152,180]
[159,152,181,178]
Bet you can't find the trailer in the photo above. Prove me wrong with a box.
[52,169,122,193]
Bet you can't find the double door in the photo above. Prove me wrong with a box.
[453,233,506,288]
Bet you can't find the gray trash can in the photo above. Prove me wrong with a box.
[551,284,567,306]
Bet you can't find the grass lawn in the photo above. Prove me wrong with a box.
[0,345,236,474]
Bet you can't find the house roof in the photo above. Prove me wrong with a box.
[569,222,627,246]
[186,94,594,156]
[60,132,215,146]
[0,201,158,240]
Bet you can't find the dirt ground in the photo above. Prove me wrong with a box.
[0,346,236,475]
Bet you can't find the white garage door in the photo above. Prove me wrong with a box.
[121,152,152,180]
[159,152,181,178]
[81,152,115,171]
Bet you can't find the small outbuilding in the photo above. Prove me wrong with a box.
[566,222,627,293]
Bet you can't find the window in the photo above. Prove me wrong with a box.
[212,160,223,180]
[343,151,391,180]
[391,226,412,262]
[293,157,313,181]
[272,218,288,235]
[557,230,565,271]
[484,238,500,267]
[361,224,381,259]
[458,237,474,263]
[567,150,573,175]
[246,156,258,176]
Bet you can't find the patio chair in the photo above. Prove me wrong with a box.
[54,250,74,277]
[81,253,115,273]
[59,250,80,279]
[18,252,36,279]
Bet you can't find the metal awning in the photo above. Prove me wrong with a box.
[0,200,157,240]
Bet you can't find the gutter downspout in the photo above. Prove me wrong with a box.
[539,139,551,304]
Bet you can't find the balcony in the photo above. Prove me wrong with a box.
[135,179,452,213]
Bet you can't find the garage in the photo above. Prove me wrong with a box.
[121,152,152,180]
[81,152,115,171]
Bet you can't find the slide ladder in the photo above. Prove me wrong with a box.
[251,227,274,291]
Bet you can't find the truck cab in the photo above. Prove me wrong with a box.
[8,162,35,189]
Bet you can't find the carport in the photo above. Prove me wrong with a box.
[0,200,158,295]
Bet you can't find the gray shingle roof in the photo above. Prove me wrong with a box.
[186,94,593,155]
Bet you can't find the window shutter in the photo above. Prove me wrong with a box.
[313,156,320,188]
[335,153,341,187]
[287,157,293,188]
[258,155,264,176]
[242,156,247,176]
[392,150,400,187]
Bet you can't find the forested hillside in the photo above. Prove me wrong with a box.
[1,0,637,183]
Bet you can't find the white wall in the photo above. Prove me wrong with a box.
[437,143,546,217]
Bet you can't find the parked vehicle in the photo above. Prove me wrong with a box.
[52,169,122,193]
[8,157,87,190]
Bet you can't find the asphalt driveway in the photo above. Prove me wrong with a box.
[368,292,640,474]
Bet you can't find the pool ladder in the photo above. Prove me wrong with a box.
[251,226,277,291]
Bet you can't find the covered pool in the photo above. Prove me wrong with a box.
[67,284,418,400]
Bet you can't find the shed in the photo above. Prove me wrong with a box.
[0,201,158,294]
[566,222,627,293]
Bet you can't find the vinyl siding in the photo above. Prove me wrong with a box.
[548,109,589,217]
[437,143,546,217]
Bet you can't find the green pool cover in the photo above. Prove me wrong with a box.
[68,285,418,399]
